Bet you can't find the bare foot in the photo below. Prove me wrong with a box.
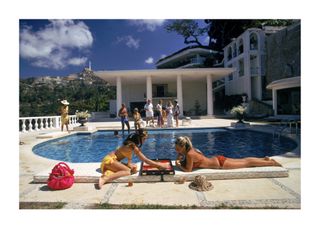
[271,159,282,167]
[131,166,137,174]
[97,176,106,189]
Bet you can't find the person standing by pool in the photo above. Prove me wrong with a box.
[156,100,164,128]
[173,99,180,127]
[133,108,142,131]
[60,99,70,132]
[118,103,130,135]
[144,99,154,127]
[174,136,282,172]
[97,129,168,189]
[166,100,174,127]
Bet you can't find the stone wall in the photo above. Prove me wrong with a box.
[264,22,301,98]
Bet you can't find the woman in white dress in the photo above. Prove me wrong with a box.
[166,101,174,127]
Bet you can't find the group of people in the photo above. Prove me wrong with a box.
[119,99,181,134]
[59,98,181,134]
[96,128,282,189]
[58,99,283,190]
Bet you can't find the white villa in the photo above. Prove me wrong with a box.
[223,28,267,101]
[95,68,233,117]
[223,23,300,116]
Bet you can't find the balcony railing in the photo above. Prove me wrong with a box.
[19,115,77,133]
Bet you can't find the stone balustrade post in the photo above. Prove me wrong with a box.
[19,115,77,133]
[28,119,33,132]
[21,119,26,133]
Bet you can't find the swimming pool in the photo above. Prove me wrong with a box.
[32,128,297,163]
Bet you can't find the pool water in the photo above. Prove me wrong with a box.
[33,128,297,163]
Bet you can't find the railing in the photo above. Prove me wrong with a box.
[19,115,77,133]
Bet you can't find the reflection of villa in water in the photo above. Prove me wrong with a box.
[95,21,300,117]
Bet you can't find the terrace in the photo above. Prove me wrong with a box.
[19,117,300,209]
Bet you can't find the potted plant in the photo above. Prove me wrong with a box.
[76,110,91,126]
[230,105,247,123]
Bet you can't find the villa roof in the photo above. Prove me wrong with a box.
[95,68,234,85]
[155,45,218,67]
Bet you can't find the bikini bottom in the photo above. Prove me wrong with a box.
[216,155,226,168]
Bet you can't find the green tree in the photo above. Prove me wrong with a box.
[165,20,208,46]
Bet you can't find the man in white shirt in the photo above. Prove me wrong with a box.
[144,99,155,127]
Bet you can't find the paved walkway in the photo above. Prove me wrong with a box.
[19,118,301,209]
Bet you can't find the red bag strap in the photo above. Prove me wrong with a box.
[51,162,74,176]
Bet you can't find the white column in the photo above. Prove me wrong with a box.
[177,74,183,116]
[272,89,277,115]
[116,76,122,113]
[206,75,213,116]
[146,75,152,101]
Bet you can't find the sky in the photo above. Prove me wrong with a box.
[19,19,210,78]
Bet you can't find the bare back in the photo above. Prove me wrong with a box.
[187,148,220,169]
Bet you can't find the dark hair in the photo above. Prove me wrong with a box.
[123,129,148,148]
[114,130,119,136]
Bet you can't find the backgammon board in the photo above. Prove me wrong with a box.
[139,159,175,176]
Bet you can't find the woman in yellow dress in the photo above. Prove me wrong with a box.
[60,100,69,132]
[97,129,169,189]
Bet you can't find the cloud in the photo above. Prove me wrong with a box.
[145,57,154,64]
[130,20,166,32]
[160,54,167,59]
[68,57,88,66]
[116,35,140,49]
[20,20,93,69]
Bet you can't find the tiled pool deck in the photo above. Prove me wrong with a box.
[19,118,301,209]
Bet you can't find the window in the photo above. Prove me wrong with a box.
[239,59,244,77]
[153,84,168,97]
[277,87,300,115]
[227,47,232,60]
[232,43,237,57]
[238,39,244,55]
[250,33,258,50]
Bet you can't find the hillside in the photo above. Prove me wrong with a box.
[19,68,115,117]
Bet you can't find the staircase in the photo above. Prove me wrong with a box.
[248,99,274,117]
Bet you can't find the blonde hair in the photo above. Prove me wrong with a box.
[175,136,193,152]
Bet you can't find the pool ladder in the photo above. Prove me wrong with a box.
[272,119,300,138]
[272,120,291,139]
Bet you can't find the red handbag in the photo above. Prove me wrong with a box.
[47,162,74,190]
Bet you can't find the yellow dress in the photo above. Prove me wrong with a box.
[61,106,69,124]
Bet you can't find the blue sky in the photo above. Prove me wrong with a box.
[19,19,209,78]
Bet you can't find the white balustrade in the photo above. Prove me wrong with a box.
[19,115,77,133]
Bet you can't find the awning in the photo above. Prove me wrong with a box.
[266,76,300,90]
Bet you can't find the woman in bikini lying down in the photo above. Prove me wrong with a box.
[174,136,282,172]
